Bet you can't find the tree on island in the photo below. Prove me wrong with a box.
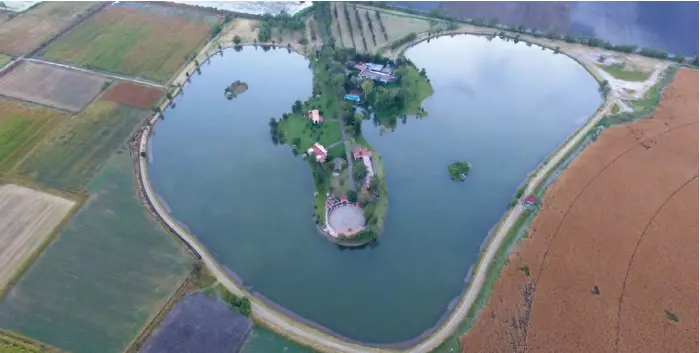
[347,189,358,203]
[233,35,242,45]
[353,162,368,183]
[448,161,471,181]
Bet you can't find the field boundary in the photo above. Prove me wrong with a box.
[0,179,86,299]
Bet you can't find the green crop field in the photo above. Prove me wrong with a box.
[17,100,145,192]
[0,99,65,174]
[0,152,193,353]
[41,2,219,83]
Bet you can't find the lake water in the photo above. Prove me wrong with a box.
[148,37,601,344]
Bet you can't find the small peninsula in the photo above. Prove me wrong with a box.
[269,44,433,244]
[224,80,248,99]
[448,161,471,181]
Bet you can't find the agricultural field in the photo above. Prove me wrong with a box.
[0,2,100,56]
[40,2,221,83]
[0,98,65,173]
[461,68,698,353]
[101,81,164,110]
[17,100,146,192]
[0,152,193,353]
[0,329,64,353]
[0,61,108,112]
[0,184,74,293]
[138,293,252,353]
[331,3,433,54]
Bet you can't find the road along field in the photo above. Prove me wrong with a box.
[40,2,221,83]
[0,152,193,353]
[17,100,147,192]
[101,81,164,110]
[0,60,108,112]
[0,184,74,293]
[461,68,698,353]
[0,2,100,56]
[0,98,66,174]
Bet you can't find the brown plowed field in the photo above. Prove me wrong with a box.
[461,68,698,353]
[101,81,163,109]
[0,60,107,112]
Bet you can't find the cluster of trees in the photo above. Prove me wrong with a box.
[268,118,285,145]
[220,288,252,317]
[312,2,334,44]
[257,11,306,42]
[390,32,417,50]
[374,10,388,41]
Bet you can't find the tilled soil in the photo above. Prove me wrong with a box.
[461,68,698,353]
[102,81,164,110]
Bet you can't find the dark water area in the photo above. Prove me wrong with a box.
[392,1,699,56]
[147,39,600,344]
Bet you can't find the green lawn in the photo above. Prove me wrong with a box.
[277,114,342,153]
[597,64,651,82]
[17,100,146,192]
[401,66,434,115]
[0,152,193,353]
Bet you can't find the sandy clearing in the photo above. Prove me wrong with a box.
[0,184,74,292]
[461,68,698,353]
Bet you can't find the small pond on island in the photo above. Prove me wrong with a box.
[148,37,601,344]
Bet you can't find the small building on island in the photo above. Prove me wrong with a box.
[523,196,536,206]
[307,142,328,163]
[308,109,324,124]
[353,147,375,190]
[353,62,396,83]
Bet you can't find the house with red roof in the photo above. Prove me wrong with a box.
[523,196,536,206]
[307,142,327,162]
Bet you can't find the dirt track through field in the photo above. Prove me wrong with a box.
[0,184,74,292]
[461,68,698,353]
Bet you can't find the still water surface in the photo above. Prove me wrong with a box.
[148,37,601,343]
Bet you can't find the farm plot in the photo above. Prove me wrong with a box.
[17,100,146,192]
[0,184,74,292]
[461,68,698,353]
[41,2,220,83]
[0,98,65,173]
[138,293,252,353]
[332,3,356,49]
[0,152,193,353]
[101,81,163,110]
[0,2,99,56]
[0,61,108,112]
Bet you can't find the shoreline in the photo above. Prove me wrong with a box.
[131,29,641,352]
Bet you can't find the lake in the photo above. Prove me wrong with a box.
[147,37,601,344]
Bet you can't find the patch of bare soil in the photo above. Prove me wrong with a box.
[461,68,698,353]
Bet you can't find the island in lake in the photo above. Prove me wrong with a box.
[448,161,471,181]
[268,44,433,245]
[225,80,248,99]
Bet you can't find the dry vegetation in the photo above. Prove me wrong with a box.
[0,61,108,112]
[0,184,74,293]
[41,2,220,83]
[0,2,99,56]
[461,68,698,353]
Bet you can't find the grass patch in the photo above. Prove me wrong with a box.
[17,100,146,192]
[41,3,219,82]
[0,54,11,67]
[277,113,342,153]
[611,103,620,114]
[0,152,193,353]
[400,65,433,115]
[597,64,651,82]
[0,99,65,174]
